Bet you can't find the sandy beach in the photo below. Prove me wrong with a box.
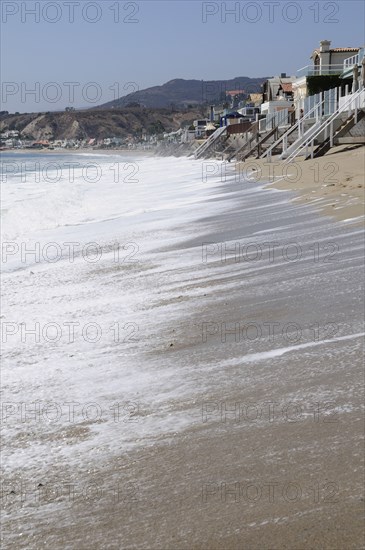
[2,151,364,549]
[3,0,365,545]
[237,145,365,224]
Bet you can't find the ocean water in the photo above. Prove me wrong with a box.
[1,151,364,547]
[2,151,254,468]
[1,151,234,264]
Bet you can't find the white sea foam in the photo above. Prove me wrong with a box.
[1,151,364,475]
[218,332,365,368]
[1,153,236,271]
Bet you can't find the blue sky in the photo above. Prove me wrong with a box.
[1,0,364,112]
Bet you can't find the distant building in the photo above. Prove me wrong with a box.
[248,93,263,107]
[261,73,296,115]
[1,130,19,139]
[226,89,246,108]
[276,82,293,101]
[193,119,209,138]
[32,140,50,148]
[237,105,260,120]
[220,110,245,126]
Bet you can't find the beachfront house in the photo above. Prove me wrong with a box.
[195,40,364,163]
[237,105,260,120]
[338,47,365,112]
[248,93,263,107]
[261,74,296,115]
[226,89,246,109]
[193,119,209,138]
[220,110,246,126]
[311,40,360,74]
[293,40,360,117]
[32,140,50,149]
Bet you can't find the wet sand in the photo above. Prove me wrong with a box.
[2,162,364,549]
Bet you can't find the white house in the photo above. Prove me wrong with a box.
[339,47,365,110]
[193,119,209,138]
[310,40,360,75]
[293,40,361,116]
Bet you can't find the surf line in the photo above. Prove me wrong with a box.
[221,332,365,367]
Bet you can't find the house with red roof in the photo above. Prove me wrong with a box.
[293,40,361,117]
[261,73,296,115]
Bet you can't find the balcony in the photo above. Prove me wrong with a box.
[344,48,364,68]
[296,64,344,77]
[341,48,365,78]
[343,53,360,69]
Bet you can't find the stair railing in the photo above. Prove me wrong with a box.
[226,120,259,162]
[285,88,364,163]
[262,95,325,162]
[194,125,227,159]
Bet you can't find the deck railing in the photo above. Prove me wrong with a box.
[193,125,227,159]
[303,87,338,117]
[296,64,344,77]
[258,109,291,132]
[343,48,365,68]
[262,98,325,161]
[343,54,359,68]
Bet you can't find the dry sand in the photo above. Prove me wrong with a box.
[236,145,365,224]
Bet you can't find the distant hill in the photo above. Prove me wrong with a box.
[0,76,268,141]
[0,107,203,141]
[96,77,267,109]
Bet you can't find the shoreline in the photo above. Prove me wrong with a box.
[3,144,364,224]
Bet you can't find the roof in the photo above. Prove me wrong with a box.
[330,47,359,52]
[264,77,296,100]
[249,93,263,102]
[312,47,359,58]
[280,83,293,92]
[226,90,245,96]
[222,109,244,117]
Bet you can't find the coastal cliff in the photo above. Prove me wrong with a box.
[0,107,202,141]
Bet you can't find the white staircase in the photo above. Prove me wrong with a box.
[285,88,365,163]
[261,99,324,161]
[280,120,323,160]
[194,126,227,159]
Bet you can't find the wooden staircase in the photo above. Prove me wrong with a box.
[225,121,259,162]
[239,126,278,161]
[194,126,227,159]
